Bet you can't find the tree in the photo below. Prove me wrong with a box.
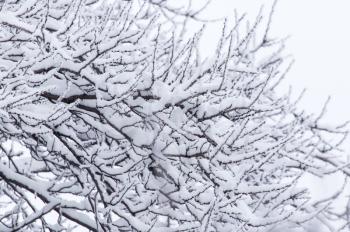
[0,0,349,231]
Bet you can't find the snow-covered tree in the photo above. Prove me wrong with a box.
[0,0,349,231]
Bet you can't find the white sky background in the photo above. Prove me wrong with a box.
[191,0,350,206]
[188,0,350,151]
[198,0,350,126]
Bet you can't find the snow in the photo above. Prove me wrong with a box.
[0,0,349,231]
[0,12,35,34]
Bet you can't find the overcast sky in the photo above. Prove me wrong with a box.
[196,0,350,201]
[196,0,350,149]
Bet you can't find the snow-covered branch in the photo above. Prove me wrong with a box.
[0,0,349,231]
